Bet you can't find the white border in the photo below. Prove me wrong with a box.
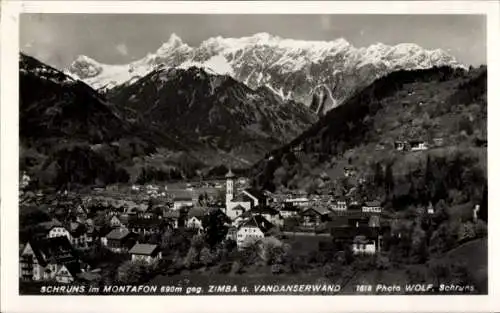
[2,1,499,313]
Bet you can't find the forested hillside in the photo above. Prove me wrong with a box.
[251,66,487,212]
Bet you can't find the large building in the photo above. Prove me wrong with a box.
[225,169,268,220]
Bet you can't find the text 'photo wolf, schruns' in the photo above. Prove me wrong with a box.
[18,14,487,295]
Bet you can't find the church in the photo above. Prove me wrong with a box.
[225,169,268,220]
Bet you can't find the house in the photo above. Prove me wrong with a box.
[395,141,406,151]
[352,235,377,255]
[409,140,429,151]
[127,215,165,236]
[236,215,274,248]
[20,237,82,282]
[284,197,310,208]
[344,166,357,177]
[427,202,435,215]
[226,227,238,241]
[301,206,331,228]
[186,207,205,232]
[109,211,125,226]
[129,243,162,264]
[280,202,301,218]
[46,222,72,241]
[331,200,348,212]
[173,194,194,211]
[330,225,380,254]
[68,222,90,249]
[247,206,283,227]
[362,201,382,213]
[164,210,180,229]
[55,262,82,284]
[433,138,444,147]
[102,228,137,253]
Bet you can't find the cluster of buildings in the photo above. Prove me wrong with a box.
[20,168,400,285]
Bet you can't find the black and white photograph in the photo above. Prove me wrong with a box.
[1,1,499,312]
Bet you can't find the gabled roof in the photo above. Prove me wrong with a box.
[364,200,382,207]
[164,210,180,218]
[174,196,193,201]
[24,237,77,267]
[232,204,248,211]
[68,223,87,237]
[188,207,206,218]
[232,193,253,203]
[39,219,63,231]
[281,204,300,212]
[129,243,160,256]
[59,261,82,277]
[303,206,330,216]
[128,217,163,228]
[105,228,131,240]
[239,215,274,233]
[243,188,267,203]
[250,205,279,216]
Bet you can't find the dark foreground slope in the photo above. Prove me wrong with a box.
[20,53,204,188]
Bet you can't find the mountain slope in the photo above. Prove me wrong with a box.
[107,66,318,166]
[67,33,462,114]
[19,53,205,187]
[250,65,487,208]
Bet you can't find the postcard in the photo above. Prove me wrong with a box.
[1,1,499,313]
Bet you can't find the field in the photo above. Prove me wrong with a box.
[282,233,333,256]
[341,238,487,294]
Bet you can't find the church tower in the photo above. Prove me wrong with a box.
[225,168,236,203]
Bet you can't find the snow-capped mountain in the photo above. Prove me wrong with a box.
[68,32,462,114]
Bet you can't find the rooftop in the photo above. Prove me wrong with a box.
[105,227,131,240]
[129,243,159,256]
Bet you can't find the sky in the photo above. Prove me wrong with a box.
[20,14,486,70]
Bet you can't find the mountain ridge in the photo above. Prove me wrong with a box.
[67,32,463,114]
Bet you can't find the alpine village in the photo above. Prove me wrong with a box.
[19,33,487,295]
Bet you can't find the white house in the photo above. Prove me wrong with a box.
[362,201,382,213]
[55,262,82,284]
[410,140,429,151]
[352,235,377,255]
[186,207,205,232]
[331,200,348,211]
[20,237,81,282]
[284,197,310,208]
[280,203,300,218]
[129,243,162,264]
[47,225,72,242]
[236,215,274,249]
[173,195,194,211]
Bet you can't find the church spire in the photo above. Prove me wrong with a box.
[225,168,236,179]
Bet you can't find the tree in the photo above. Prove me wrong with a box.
[385,162,395,198]
[199,247,216,266]
[428,259,451,286]
[184,246,200,269]
[202,210,230,248]
[478,183,488,222]
[116,261,146,284]
[474,219,487,238]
